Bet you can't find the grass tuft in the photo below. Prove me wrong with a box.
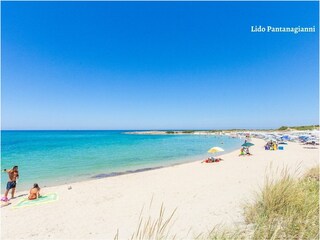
[304,165,320,181]
[196,226,248,240]
[115,166,319,239]
[244,165,319,239]
[130,203,177,240]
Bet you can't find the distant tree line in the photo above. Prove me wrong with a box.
[278,125,319,131]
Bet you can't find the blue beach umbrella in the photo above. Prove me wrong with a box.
[242,142,254,147]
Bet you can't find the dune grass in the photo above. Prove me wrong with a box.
[304,165,319,181]
[116,166,319,239]
[195,227,248,240]
[243,165,319,240]
[202,166,319,240]
[114,200,177,240]
[130,203,177,240]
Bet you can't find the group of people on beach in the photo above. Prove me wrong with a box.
[265,141,278,150]
[204,139,253,163]
[239,147,251,156]
[1,166,41,202]
[202,157,223,163]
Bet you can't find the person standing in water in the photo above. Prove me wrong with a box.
[1,166,19,202]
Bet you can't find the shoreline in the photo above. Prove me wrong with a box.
[2,138,318,239]
[1,131,243,192]
[2,136,316,196]
[87,146,238,180]
[7,144,241,195]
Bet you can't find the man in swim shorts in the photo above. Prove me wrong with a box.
[1,166,19,202]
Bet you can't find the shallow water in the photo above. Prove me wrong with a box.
[1,130,242,190]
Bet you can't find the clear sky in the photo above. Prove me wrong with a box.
[2,1,319,130]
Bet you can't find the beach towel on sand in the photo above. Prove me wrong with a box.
[13,193,58,209]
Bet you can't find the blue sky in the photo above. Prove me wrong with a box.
[2,2,319,130]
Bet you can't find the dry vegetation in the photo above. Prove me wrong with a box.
[243,166,319,239]
[116,166,319,240]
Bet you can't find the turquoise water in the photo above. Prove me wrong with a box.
[1,131,242,191]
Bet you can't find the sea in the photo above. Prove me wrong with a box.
[1,130,243,191]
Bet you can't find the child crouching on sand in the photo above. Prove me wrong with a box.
[28,183,41,200]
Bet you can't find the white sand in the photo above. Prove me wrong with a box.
[1,138,319,240]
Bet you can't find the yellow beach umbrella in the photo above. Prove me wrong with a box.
[208,146,224,153]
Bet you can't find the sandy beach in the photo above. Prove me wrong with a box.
[1,138,318,240]
[3,1,318,239]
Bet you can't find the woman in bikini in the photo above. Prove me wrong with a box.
[28,183,41,200]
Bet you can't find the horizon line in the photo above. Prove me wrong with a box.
[1,126,319,132]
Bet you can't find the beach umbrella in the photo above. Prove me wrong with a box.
[242,142,254,147]
[208,147,224,153]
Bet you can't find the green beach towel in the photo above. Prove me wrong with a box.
[13,193,58,209]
